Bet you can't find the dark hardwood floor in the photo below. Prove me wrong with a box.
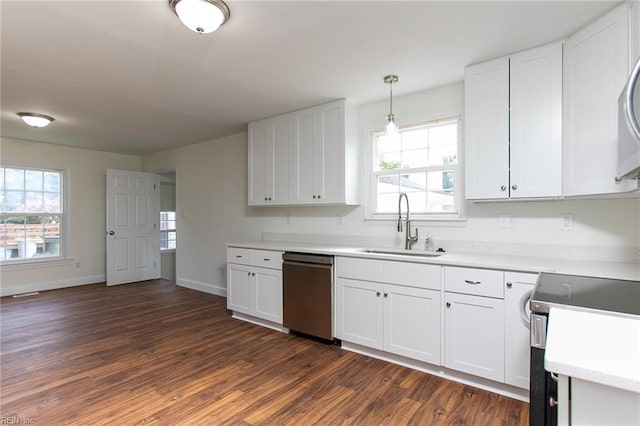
[0,280,528,425]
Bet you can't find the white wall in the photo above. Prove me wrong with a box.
[0,137,141,295]
[142,81,640,294]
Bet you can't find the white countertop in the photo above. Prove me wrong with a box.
[226,241,640,281]
[545,307,640,393]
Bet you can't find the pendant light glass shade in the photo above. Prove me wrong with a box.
[169,0,230,34]
[384,75,399,137]
[17,112,54,128]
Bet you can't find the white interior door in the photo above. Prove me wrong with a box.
[106,169,160,286]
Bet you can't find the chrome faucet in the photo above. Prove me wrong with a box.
[397,192,418,250]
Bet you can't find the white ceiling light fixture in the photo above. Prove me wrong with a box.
[17,112,55,128]
[169,0,230,34]
[384,75,399,137]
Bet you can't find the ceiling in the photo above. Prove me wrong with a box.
[1,0,618,156]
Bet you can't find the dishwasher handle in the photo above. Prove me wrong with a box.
[283,259,334,271]
[282,252,334,265]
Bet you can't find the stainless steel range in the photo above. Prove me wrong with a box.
[529,272,640,426]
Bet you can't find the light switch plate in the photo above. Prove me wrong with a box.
[560,214,573,231]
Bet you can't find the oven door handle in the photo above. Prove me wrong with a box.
[520,289,533,329]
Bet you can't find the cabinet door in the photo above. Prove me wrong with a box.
[563,3,636,195]
[383,285,441,365]
[254,267,282,324]
[464,56,510,199]
[510,42,562,198]
[315,100,345,203]
[248,120,274,205]
[227,264,253,314]
[504,272,537,389]
[293,108,316,203]
[272,114,293,203]
[335,278,383,349]
[444,292,505,382]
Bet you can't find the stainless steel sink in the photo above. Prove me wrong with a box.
[362,249,443,258]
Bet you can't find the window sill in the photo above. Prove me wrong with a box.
[161,249,176,254]
[365,215,468,227]
[0,257,75,271]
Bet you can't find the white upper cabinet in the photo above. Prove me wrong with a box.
[510,43,563,198]
[563,3,638,195]
[249,99,358,206]
[465,42,562,200]
[464,56,510,199]
[248,114,293,205]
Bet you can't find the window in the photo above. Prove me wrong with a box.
[370,117,461,219]
[160,211,176,250]
[0,166,64,262]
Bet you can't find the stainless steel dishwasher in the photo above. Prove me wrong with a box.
[282,252,334,341]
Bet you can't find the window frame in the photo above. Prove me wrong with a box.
[364,114,467,223]
[0,163,72,268]
[160,211,176,252]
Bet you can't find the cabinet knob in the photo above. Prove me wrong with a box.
[264,197,267,201]
[446,302,451,308]
[506,282,513,288]
[247,272,251,276]
[317,194,321,199]
[376,291,381,297]
[383,293,388,298]
[500,185,507,191]
[512,184,518,190]
[313,195,317,199]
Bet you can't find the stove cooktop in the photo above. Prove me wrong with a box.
[530,272,640,316]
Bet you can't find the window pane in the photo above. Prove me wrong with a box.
[43,216,60,256]
[427,170,456,212]
[166,212,176,221]
[427,123,458,166]
[4,191,24,212]
[160,232,168,249]
[25,192,44,212]
[402,149,428,169]
[376,133,398,154]
[377,151,402,171]
[25,170,43,191]
[405,191,427,213]
[43,172,60,192]
[44,193,61,213]
[377,174,400,194]
[400,172,426,193]
[402,127,429,151]
[4,169,24,191]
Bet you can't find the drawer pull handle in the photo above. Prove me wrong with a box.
[464,280,481,285]
[236,255,243,258]
[263,258,271,261]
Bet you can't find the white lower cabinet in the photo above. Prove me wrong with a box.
[383,284,441,364]
[335,278,383,349]
[336,277,441,365]
[226,248,283,324]
[444,292,505,382]
[335,257,442,365]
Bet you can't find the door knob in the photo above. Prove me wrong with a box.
[107,230,115,236]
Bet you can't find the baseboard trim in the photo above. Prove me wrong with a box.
[176,277,227,297]
[0,274,106,297]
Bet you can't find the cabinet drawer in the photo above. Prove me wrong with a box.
[444,267,504,298]
[383,261,441,290]
[227,247,252,265]
[336,257,383,282]
[252,250,283,270]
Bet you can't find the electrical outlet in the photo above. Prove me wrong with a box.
[499,213,515,229]
[560,214,573,231]
[560,282,572,299]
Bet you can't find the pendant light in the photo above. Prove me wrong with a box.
[169,0,230,34]
[17,112,55,128]
[384,75,399,137]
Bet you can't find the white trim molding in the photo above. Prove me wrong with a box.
[176,277,227,297]
[0,274,105,297]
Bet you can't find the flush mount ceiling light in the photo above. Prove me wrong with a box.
[383,75,399,137]
[169,0,230,34]
[17,112,55,128]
